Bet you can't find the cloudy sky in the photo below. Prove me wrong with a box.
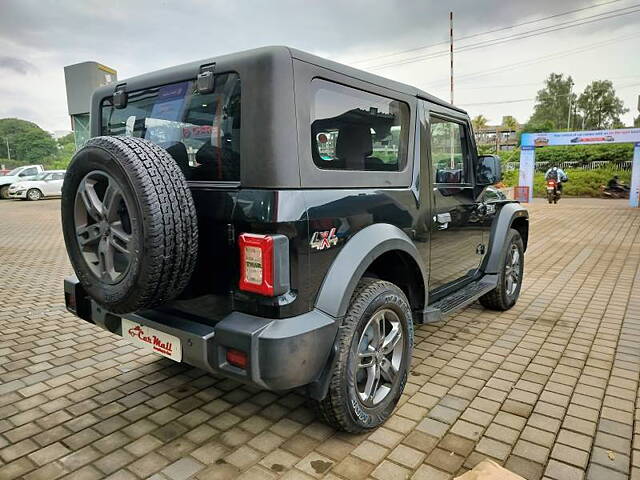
[1,0,639,132]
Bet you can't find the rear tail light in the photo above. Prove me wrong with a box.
[238,233,290,296]
[226,348,248,369]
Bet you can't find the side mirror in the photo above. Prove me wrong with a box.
[475,155,502,185]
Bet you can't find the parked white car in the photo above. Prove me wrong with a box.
[8,170,66,201]
[0,165,45,199]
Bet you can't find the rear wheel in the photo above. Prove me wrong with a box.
[479,228,524,311]
[27,189,42,201]
[314,278,413,433]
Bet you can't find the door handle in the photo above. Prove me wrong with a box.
[436,213,452,224]
[435,213,452,229]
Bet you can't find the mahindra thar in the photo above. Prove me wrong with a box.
[62,46,528,432]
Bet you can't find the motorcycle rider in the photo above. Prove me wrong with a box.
[607,175,629,193]
[545,166,568,193]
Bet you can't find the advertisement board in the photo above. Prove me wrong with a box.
[631,144,640,208]
[518,146,535,203]
[521,128,640,147]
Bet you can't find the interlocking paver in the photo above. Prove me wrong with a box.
[0,198,639,479]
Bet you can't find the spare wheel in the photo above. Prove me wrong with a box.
[61,136,198,314]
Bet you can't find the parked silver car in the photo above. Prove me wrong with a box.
[8,170,66,201]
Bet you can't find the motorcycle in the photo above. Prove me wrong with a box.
[600,184,630,199]
[546,179,561,204]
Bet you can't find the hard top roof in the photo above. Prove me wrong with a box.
[109,46,466,114]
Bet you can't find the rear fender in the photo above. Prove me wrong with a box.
[314,223,428,320]
[308,223,427,400]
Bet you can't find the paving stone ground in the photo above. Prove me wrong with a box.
[0,197,639,480]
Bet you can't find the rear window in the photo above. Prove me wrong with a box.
[310,79,409,171]
[101,73,241,182]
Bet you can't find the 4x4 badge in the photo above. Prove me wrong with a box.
[311,228,338,250]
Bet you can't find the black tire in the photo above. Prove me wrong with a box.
[314,278,413,433]
[27,188,42,201]
[61,136,198,314]
[0,185,8,199]
[479,228,524,311]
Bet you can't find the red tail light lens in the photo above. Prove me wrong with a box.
[239,233,274,296]
[226,349,248,369]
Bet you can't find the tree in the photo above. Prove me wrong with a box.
[576,80,628,130]
[472,114,489,131]
[635,116,640,128]
[501,115,518,130]
[0,118,57,163]
[528,73,577,130]
[57,132,76,146]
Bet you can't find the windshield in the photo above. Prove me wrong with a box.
[6,168,21,176]
[33,173,49,181]
[101,73,241,182]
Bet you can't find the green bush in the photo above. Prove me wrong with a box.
[502,167,631,197]
[501,143,634,167]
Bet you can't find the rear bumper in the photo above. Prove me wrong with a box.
[64,276,337,391]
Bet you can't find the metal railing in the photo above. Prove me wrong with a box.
[505,161,633,172]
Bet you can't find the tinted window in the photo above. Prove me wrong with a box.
[311,79,409,171]
[101,73,241,182]
[20,168,38,177]
[430,117,466,184]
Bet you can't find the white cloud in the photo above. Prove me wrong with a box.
[0,0,638,130]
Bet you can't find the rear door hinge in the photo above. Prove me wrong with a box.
[113,83,128,109]
[197,63,216,94]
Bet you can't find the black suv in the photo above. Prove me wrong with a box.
[62,46,528,432]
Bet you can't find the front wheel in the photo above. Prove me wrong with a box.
[0,186,8,199]
[479,228,524,311]
[314,278,413,433]
[27,189,42,201]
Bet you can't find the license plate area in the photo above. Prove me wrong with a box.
[121,318,182,362]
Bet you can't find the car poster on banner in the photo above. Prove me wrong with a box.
[521,128,640,147]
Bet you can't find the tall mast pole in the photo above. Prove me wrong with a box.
[450,11,454,105]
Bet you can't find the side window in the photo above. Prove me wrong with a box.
[20,168,37,177]
[52,173,64,181]
[429,117,467,184]
[310,79,409,172]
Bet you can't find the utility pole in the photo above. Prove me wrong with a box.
[567,84,573,130]
[4,137,10,162]
[449,11,454,105]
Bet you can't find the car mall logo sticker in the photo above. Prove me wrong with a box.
[128,324,175,357]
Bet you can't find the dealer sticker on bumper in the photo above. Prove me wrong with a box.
[122,318,182,362]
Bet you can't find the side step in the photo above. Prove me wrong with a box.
[422,275,498,323]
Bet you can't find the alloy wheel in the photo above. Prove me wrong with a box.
[504,244,521,296]
[354,308,404,407]
[73,171,135,284]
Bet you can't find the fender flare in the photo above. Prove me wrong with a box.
[482,202,529,274]
[314,223,428,320]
